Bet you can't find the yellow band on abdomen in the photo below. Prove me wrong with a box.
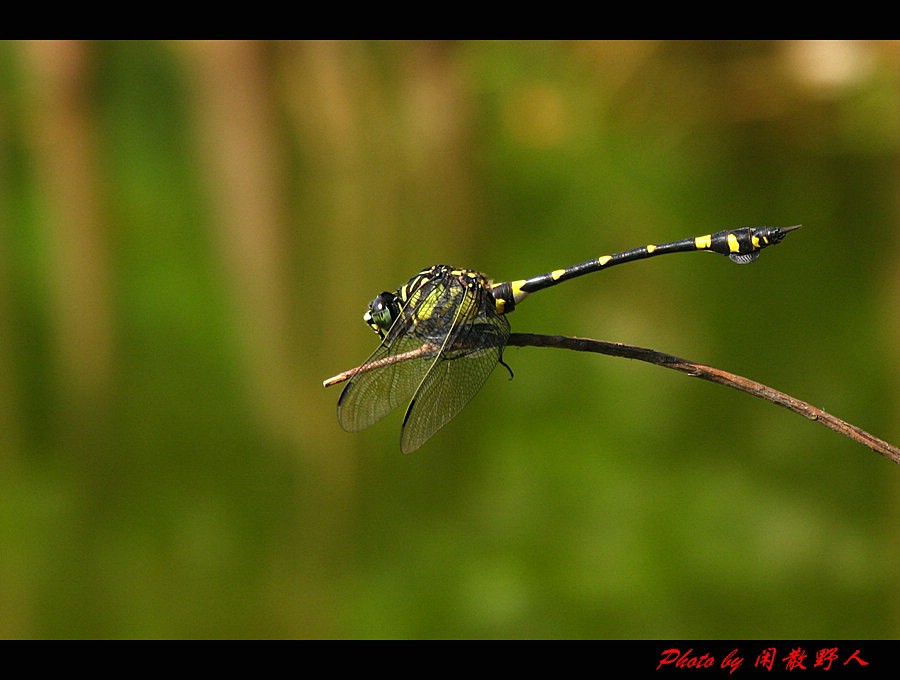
[727,232,740,253]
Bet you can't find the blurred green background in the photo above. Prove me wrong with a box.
[1,40,898,639]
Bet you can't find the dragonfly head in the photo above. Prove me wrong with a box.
[364,291,400,339]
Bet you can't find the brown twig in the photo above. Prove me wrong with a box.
[324,332,900,465]
[505,333,900,465]
[322,343,439,388]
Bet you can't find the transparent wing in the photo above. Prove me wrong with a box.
[337,288,447,433]
[399,295,510,454]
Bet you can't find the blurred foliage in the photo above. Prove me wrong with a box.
[1,40,899,639]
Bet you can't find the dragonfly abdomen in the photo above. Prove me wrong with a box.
[492,226,800,311]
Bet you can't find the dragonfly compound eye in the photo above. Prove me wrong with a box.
[364,292,398,336]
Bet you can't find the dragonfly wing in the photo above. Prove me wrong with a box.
[337,279,449,433]
[336,333,438,432]
[400,298,510,454]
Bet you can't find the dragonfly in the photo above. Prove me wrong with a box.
[332,225,801,453]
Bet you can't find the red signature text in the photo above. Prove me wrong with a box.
[658,647,869,673]
[657,648,743,674]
